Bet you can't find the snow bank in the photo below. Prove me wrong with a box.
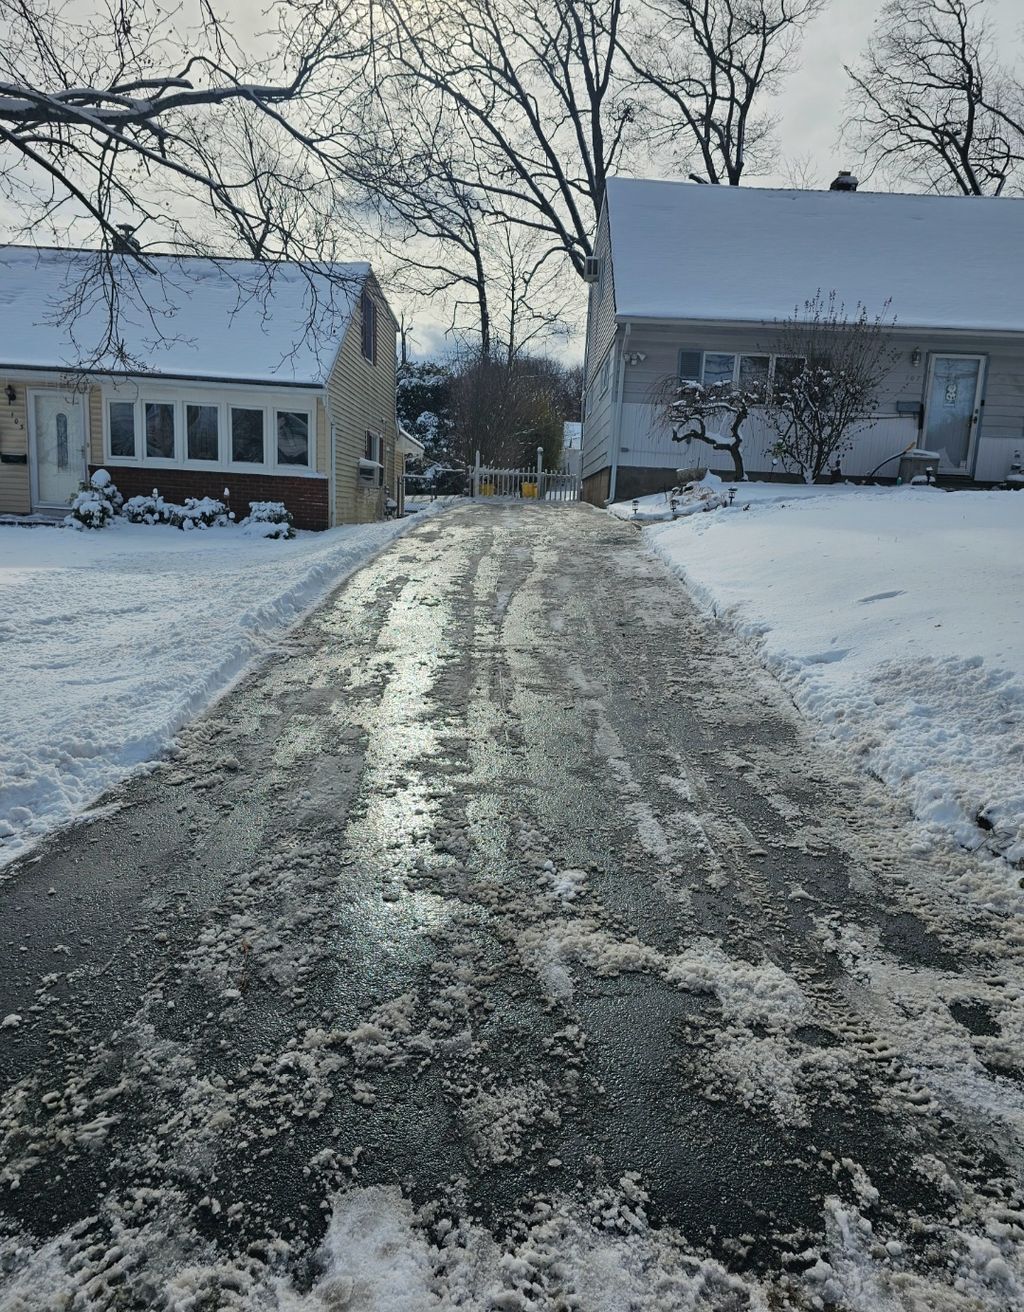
[0,510,445,867]
[626,484,1024,875]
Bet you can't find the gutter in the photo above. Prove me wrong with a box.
[608,321,631,504]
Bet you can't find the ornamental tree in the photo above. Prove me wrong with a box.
[667,379,767,481]
[764,291,897,483]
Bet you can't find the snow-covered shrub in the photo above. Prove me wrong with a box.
[122,490,232,529]
[241,501,294,539]
[123,490,172,524]
[167,497,232,531]
[65,469,123,529]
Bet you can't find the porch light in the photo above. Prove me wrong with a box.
[5,384,14,404]
[911,349,922,367]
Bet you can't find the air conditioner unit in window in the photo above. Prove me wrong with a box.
[583,256,601,284]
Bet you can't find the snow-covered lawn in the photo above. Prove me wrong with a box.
[613,481,1024,876]
[0,509,444,867]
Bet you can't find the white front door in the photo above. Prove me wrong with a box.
[922,355,985,474]
[30,391,87,510]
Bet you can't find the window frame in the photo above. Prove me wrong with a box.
[275,408,313,469]
[101,389,318,475]
[361,291,378,364]
[687,351,807,394]
[229,405,267,469]
[185,402,221,464]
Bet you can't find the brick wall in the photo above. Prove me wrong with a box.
[91,466,329,530]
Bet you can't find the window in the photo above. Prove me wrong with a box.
[364,430,382,464]
[695,351,806,393]
[145,402,175,459]
[773,356,805,390]
[186,404,219,461]
[701,353,736,387]
[109,401,136,458]
[231,407,264,464]
[361,291,377,364]
[738,354,770,389]
[277,410,309,466]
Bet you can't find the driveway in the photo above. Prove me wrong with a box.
[2,503,1022,1308]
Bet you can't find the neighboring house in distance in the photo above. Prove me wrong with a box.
[562,421,583,481]
[581,177,1024,503]
[0,248,400,528]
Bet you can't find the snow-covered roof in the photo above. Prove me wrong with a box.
[0,247,372,385]
[604,178,1024,333]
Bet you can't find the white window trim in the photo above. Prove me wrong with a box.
[101,386,320,476]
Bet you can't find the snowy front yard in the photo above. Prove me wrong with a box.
[0,510,442,867]
[613,482,1024,879]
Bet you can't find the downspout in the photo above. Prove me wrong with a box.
[608,321,631,505]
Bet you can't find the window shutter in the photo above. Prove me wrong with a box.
[678,350,702,382]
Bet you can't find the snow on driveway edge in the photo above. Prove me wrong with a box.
[0,504,451,870]
[641,509,1024,892]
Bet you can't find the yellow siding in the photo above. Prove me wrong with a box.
[0,377,30,514]
[88,385,102,463]
[0,375,99,514]
[324,275,398,525]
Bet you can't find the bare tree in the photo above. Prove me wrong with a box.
[764,291,897,484]
[844,0,1024,196]
[618,0,827,185]
[666,379,767,480]
[0,0,364,254]
[344,0,644,277]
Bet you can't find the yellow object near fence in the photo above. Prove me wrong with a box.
[521,482,539,498]
[481,482,496,496]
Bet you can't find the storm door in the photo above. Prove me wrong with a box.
[922,355,985,473]
[30,392,87,510]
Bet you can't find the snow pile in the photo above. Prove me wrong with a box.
[0,508,446,867]
[609,472,730,524]
[629,483,1024,875]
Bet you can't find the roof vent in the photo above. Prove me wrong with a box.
[830,170,859,192]
[583,255,601,284]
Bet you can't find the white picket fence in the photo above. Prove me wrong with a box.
[471,450,580,502]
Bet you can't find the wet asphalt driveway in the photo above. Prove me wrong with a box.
[2,503,1024,1309]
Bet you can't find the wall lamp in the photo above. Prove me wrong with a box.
[624,351,647,366]
[911,349,922,368]
[5,384,15,404]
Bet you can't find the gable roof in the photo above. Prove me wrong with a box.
[604,178,1024,334]
[0,247,373,385]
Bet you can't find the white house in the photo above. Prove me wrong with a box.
[581,177,1024,502]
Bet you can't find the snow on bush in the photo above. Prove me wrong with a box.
[123,490,232,529]
[241,500,294,539]
[64,469,122,529]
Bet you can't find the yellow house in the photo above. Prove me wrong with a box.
[0,248,399,528]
